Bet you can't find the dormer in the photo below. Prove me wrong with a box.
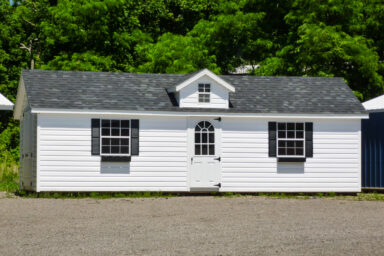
[168,69,235,109]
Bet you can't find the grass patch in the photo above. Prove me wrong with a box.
[0,158,18,193]
[213,192,384,201]
[354,192,384,201]
[5,190,384,201]
[15,191,177,199]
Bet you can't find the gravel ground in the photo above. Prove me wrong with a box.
[0,196,384,256]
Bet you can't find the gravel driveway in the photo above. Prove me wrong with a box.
[0,196,384,256]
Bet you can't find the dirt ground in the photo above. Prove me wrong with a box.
[0,196,384,256]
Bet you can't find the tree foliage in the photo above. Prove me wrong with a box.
[0,0,384,161]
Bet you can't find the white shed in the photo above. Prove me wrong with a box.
[13,69,367,192]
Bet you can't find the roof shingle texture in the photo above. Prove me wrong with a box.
[22,70,366,114]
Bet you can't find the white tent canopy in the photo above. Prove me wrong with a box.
[0,93,14,110]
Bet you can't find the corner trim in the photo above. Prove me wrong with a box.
[36,114,40,192]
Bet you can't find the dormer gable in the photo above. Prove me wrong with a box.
[168,69,235,109]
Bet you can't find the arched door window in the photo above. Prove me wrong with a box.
[195,121,215,155]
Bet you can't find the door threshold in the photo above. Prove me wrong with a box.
[190,187,220,192]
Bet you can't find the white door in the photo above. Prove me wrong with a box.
[189,119,221,191]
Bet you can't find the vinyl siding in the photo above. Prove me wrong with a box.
[220,118,361,192]
[36,113,361,192]
[37,114,188,192]
[179,75,229,109]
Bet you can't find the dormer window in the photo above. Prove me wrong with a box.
[198,83,210,103]
[170,69,235,109]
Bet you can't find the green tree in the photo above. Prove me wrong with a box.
[136,33,219,73]
[257,0,384,100]
[1,0,384,168]
[189,1,273,73]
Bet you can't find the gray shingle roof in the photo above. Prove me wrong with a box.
[21,69,366,115]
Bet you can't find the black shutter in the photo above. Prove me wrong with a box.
[91,119,100,155]
[305,122,313,157]
[131,119,139,156]
[268,122,277,157]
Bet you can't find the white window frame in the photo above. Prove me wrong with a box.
[194,121,215,156]
[100,119,131,156]
[276,122,305,158]
[198,83,211,103]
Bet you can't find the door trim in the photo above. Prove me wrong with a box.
[187,118,222,191]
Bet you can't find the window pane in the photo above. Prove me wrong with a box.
[278,131,286,138]
[195,133,200,143]
[111,138,119,146]
[296,123,304,130]
[199,94,210,103]
[296,141,303,147]
[111,146,119,154]
[102,138,110,145]
[121,146,129,154]
[102,146,110,154]
[287,131,295,138]
[287,148,295,155]
[121,139,129,146]
[202,133,208,143]
[287,141,294,147]
[202,145,208,155]
[278,141,286,147]
[111,128,120,136]
[102,120,110,127]
[195,145,201,155]
[296,131,304,138]
[121,120,130,128]
[208,125,214,131]
[278,123,286,130]
[205,84,210,92]
[209,145,215,155]
[209,133,214,143]
[278,148,286,155]
[198,84,204,92]
[121,129,130,136]
[287,123,295,130]
[111,120,120,128]
[102,128,110,136]
[296,148,303,155]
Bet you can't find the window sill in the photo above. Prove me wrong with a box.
[101,156,131,162]
[278,157,306,163]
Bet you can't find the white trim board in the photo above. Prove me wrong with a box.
[30,108,369,119]
[173,69,235,93]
